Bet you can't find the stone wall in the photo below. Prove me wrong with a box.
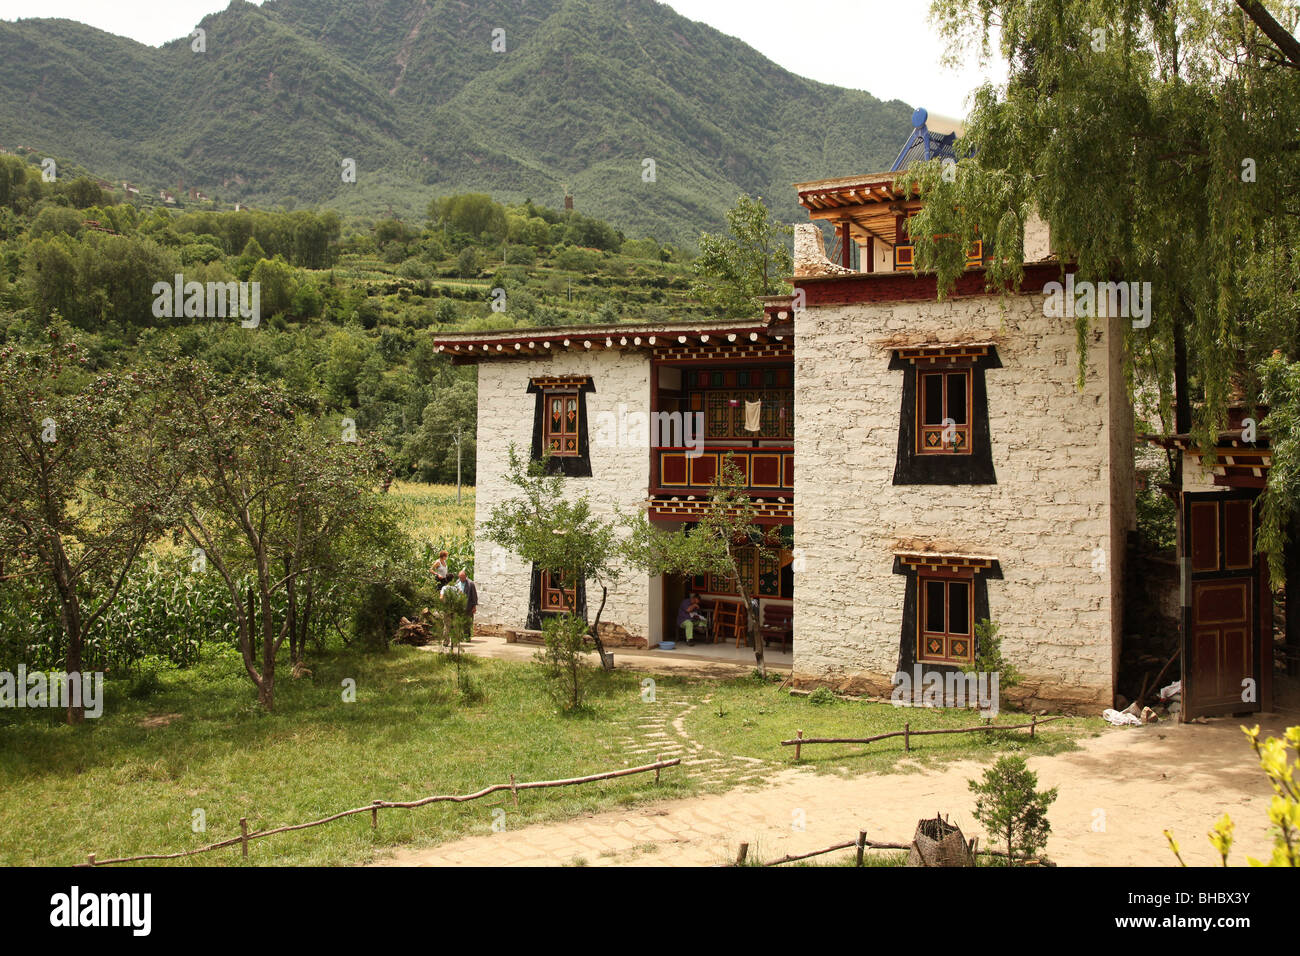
[473,349,652,644]
[791,291,1131,712]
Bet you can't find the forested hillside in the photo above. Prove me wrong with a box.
[0,152,713,485]
[0,0,913,241]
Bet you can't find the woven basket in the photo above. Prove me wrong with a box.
[906,815,974,867]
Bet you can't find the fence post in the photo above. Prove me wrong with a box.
[856,831,866,867]
[904,722,910,752]
[87,853,95,867]
[735,842,749,865]
[795,729,803,761]
[1030,715,1037,738]
[371,801,382,829]
[240,818,249,858]
[510,773,519,806]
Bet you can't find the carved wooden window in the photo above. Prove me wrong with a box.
[690,546,792,599]
[540,570,577,613]
[917,369,972,455]
[543,391,581,457]
[918,574,974,664]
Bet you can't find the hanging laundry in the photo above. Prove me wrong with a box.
[744,400,762,432]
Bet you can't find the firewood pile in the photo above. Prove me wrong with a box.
[393,615,433,646]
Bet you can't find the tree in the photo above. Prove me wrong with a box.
[234,236,266,281]
[691,194,793,318]
[61,177,105,210]
[481,446,624,698]
[0,331,164,722]
[968,755,1058,863]
[917,0,1300,576]
[138,360,397,711]
[249,256,297,318]
[623,455,780,677]
[455,246,482,279]
[428,193,507,242]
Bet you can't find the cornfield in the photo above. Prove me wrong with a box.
[0,483,478,674]
[389,481,477,577]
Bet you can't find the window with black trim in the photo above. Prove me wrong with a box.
[527,564,586,628]
[891,346,999,485]
[892,553,1001,678]
[919,574,973,663]
[528,376,594,477]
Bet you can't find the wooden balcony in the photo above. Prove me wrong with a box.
[651,446,793,496]
[894,238,983,272]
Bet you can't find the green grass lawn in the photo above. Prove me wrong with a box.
[0,646,1099,866]
[687,681,1100,776]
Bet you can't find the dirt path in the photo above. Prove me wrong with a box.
[374,698,1294,868]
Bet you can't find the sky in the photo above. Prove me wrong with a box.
[0,0,1005,119]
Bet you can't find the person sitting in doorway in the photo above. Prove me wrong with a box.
[676,592,706,646]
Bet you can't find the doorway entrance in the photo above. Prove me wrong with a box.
[1181,491,1265,720]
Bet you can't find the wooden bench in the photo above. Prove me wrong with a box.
[760,603,793,653]
[504,628,545,645]
[505,626,598,649]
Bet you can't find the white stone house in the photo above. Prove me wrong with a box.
[433,198,1130,712]
[433,117,1278,718]
[435,317,796,652]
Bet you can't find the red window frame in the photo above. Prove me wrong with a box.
[916,367,973,456]
[918,572,975,664]
[543,391,581,457]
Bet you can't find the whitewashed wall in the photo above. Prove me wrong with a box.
[473,349,652,643]
[792,294,1133,711]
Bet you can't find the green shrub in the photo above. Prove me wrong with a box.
[962,619,1022,688]
[968,755,1057,863]
[1136,484,1177,552]
[808,687,837,706]
[537,613,592,711]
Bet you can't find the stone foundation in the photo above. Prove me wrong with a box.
[790,671,1109,716]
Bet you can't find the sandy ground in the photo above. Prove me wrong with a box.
[375,655,1298,866]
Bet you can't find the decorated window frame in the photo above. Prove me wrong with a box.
[892,551,1001,676]
[528,376,595,477]
[689,544,795,600]
[916,368,973,455]
[891,345,999,485]
[540,569,578,614]
[918,572,974,664]
[543,391,581,456]
[526,564,586,628]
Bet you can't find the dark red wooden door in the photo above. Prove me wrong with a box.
[1182,493,1261,720]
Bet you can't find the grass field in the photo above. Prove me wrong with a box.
[0,643,1097,867]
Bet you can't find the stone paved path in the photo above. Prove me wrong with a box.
[373,702,1294,868]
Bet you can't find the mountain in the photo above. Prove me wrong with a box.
[0,0,915,242]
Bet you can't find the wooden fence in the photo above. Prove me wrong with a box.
[76,758,680,867]
[731,831,1054,867]
[781,715,1064,760]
